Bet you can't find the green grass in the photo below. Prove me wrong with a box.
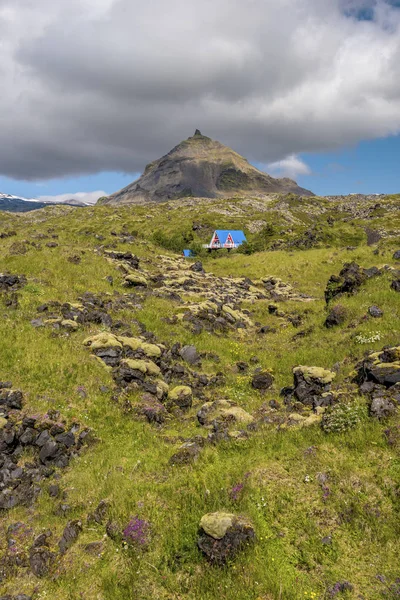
[0,195,399,599]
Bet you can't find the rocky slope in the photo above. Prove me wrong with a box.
[0,193,399,600]
[103,130,314,204]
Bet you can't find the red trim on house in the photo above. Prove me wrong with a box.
[224,233,234,248]
[211,232,220,248]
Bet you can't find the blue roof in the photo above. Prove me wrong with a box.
[214,230,246,244]
[183,249,194,257]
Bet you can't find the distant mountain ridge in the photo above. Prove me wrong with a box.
[103,130,314,205]
[0,193,89,213]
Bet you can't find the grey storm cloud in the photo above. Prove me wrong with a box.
[1,0,400,180]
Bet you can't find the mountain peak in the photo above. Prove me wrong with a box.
[105,134,314,204]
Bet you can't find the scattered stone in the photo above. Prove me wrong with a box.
[0,385,92,511]
[136,394,168,424]
[29,547,56,577]
[391,279,400,292]
[198,512,255,564]
[368,305,383,318]
[190,261,204,273]
[325,304,347,328]
[393,250,400,260]
[169,440,203,465]
[58,520,83,554]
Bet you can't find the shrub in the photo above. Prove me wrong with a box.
[322,402,367,434]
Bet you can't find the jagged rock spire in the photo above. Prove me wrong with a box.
[194,129,202,136]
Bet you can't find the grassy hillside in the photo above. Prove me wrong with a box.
[0,194,399,600]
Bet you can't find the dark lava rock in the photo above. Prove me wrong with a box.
[283,366,336,409]
[251,371,273,390]
[0,391,90,512]
[0,389,23,410]
[370,397,396,419]
[368,305,383,318]
[324,304,347,328]
[88,500,109,525]
[197,512,256,564]
[365,228,381,246]
[190,261,204,273]
[58,520,83,554]
[106,520,122,542]
[29,547,56,577]
[179,345,200,365]
[391,279,400,292]
[355,346,400,388]
[393,250,400,260]
[48,484,60,498]
[106,251,140,269]
[0,274,26,290]
[137,395,168,424]
[324,262,380,304]
[0,595,32,600]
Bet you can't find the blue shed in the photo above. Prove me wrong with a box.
[182,249,195,257]
[207,230,246,249]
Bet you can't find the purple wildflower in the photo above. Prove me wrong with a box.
[123,516,150,547]
[230,482,244,501]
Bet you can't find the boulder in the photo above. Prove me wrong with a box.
[282,366,336,409]
[179,345,200,365]
[251,371,273,390]
[393,250,400,260]
[198,512,255,564]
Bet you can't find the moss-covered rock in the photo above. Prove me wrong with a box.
[61,319,79,331]
[197,399,254,427]
[83,333,122,350]
[121,359,160,376]
[123,274,148,287]
[199,512,236,539]
[168,385,193,410]
[294,366,336,385]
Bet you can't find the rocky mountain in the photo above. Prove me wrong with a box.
[103,130,314,204]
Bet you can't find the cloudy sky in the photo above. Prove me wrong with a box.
[1,0,400,201]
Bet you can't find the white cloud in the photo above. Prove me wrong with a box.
[266,155,312,179]
[0,0,399,181]
[36,191,107,205]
